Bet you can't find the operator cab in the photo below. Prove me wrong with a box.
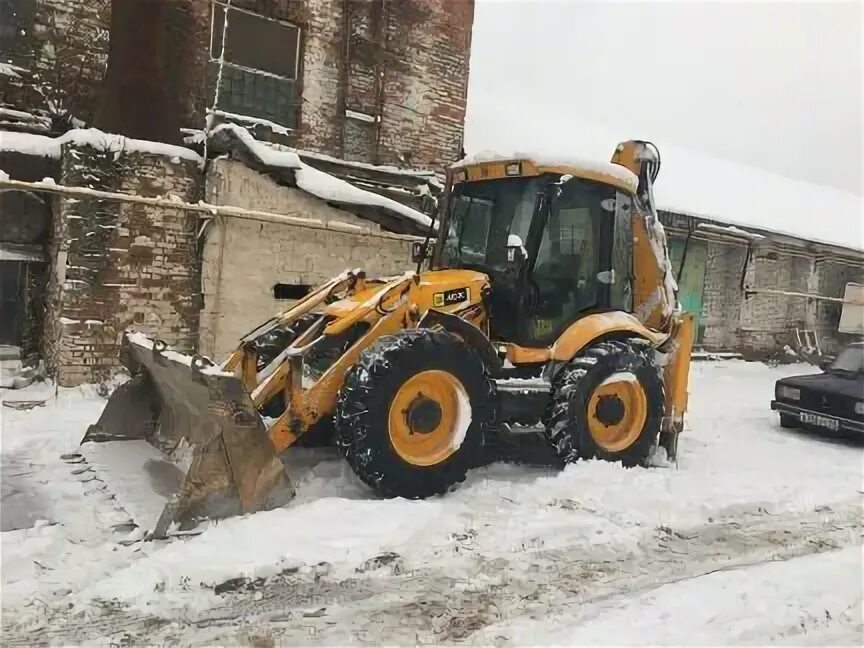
[432,158,639,347]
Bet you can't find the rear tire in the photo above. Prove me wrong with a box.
[336,329,494,499]
[543,338,664,467]
[779,413,799,429]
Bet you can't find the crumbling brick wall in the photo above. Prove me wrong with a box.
[42,143,202,386]
[0,0,110,123]
[203,0,473,169]
[340,0,473,168]
[4,0,474,173]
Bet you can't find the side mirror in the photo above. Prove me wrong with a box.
[411,240,431,265]
[506,234,527,264]
[818,356,834,371]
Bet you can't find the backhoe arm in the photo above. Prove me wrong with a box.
[613,140,692,460]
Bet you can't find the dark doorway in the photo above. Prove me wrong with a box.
[0,261,26,346]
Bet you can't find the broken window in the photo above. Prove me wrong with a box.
[207,2,300,130]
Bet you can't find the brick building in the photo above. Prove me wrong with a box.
[661,211,863,357]
[1,0,475,168]
[1,0,472,386]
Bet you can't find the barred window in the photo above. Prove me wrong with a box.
[207,2,300,130]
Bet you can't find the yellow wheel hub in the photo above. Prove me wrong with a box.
[388,370,470,467]
[586,374,647,452]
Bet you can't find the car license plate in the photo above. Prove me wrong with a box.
[799,412,839,431]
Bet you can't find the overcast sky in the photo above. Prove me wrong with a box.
[464,0,862,195]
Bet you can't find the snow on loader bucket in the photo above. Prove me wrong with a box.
[76,331,294,539]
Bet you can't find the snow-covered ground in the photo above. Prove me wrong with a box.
[1,360,862,645]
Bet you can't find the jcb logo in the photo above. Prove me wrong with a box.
[433,287,469,307]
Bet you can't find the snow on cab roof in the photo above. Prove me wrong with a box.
[452,150,639,193]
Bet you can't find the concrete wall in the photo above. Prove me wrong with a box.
[200,158,418,359]
[43,143,202,386]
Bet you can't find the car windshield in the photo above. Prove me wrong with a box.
[830,345,864,374]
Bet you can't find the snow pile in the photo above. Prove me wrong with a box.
[78,497,445,611]
[453,149,639,193]
[124,330,230,376]
[0,129,202,164]
[213,123,433,229]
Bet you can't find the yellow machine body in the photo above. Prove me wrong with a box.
[81,139,695,537]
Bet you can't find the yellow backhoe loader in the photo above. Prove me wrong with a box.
[76,140,694,538]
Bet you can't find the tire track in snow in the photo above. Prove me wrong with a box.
[4,498,861,646]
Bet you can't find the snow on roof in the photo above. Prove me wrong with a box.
[452,150,639,193]
[208,109,293,138]
[463,110,864,253]
[213,123,432,229]
[0,242,45,262]
[0,129,202,163]
[276,140,439,179]
[653,142,863,252]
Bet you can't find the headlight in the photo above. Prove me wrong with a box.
[855,402,864,416]
[778,386,800,401]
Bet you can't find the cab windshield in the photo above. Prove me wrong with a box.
[441,176,543,271]
[439,174,635,344]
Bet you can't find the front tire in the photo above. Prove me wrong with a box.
[543,338,664,467]
[336,329,494,499]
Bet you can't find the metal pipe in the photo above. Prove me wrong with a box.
[0,177,421,242]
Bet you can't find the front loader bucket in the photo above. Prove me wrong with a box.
[78,332,294,539]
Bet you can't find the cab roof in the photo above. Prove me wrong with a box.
[450,151,639,194]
